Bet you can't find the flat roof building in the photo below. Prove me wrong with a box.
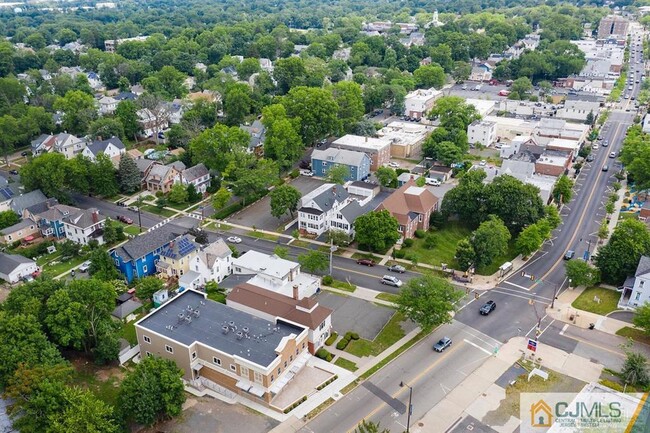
[332,134,392,171]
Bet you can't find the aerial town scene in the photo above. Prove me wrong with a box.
[0,0,650,432]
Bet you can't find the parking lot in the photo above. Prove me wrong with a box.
[226,176,329,231]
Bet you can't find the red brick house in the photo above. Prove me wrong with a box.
[377,179,439,239]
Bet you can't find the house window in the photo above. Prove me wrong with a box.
[302,342,305,349]
[284,361,288,368]
[319,321,326,331]
[254,371,263,384]
[240,366,249,378]
[296,348,299,355]
[213,357,221,365]
[230,364,237,372]
[191,352,197,360]
[277,367,281,374]
[641,281,645,288]
[146,351,152,357]
[635,292,641,301]
[165,345,173,353]
[271,375,274,382]
[143,335,151,344]
[418,214,423,222]
[142,265,148,273]
[290,355,293,362]
[398,225,403,233]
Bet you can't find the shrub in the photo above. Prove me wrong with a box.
[344,331,353,340]
[336,338,350,350]
[325,332,338,346]
[155,190,164,198]
[414,229,426,238]
[402,238,414,247]
[213,201,243,219]
[350,332,360,340]
[424,234,436,249]
[326,353,333,362]
[394,249,406,259]
[404,253,417,261]
[290,168,299,178]
[322,275,334,285]
[316,348,331,360]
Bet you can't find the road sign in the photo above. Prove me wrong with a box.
[527,339,537,352]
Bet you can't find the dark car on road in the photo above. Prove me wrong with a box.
[356,258,375,267]
[387,264,406,273]
[479,300,496,315]
[9,169,18,175]
[564,250,575,260]
[117,215,133,224]
[433,337,452,352]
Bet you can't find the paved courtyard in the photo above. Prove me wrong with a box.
[271,365,333,410]
[317,292,396,340]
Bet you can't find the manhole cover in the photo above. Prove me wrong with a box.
[418,422,424,427]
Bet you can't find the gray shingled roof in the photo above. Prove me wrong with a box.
[24,198,59,217]
[312,148,368,167]
[1,218,36,234]
[113,224,181,262]
[137,290,305,367]
[112,299,143,319]
[86,136,125,156]
[339,200,367,222]
[11,190,48,214]
[64,208,105,229]
[310,185,349,213]
[0,252,35,275]
[636,256,650,277]
[182,163,209,182]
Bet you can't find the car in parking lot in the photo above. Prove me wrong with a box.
[20,151,32,157]
[564,250,575,260]
[356,258,375,267]
[227,236,242,243]
[479,300,496,315]
[479,160,487,166]
[425,177,441,186]
[387,161,399,168]
[586,154,595,162]
[117,215,133,224]
[602,140,608,147]
[79,261,92,272]
[433,337,452,352]
[387,264,406,273]
[381,275,402,287]
[299,169,313,176]
[609,151,616,158]
[592,143,599,150]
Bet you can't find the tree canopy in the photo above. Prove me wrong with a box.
[396,275,464,329]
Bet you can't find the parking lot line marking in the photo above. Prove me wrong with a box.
[463,339,492,355]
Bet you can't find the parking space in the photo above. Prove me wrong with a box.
[316,292,396,340]
[226,176,330,231]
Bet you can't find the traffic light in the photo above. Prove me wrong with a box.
[530,275,535,281]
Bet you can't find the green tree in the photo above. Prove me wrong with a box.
[103,218,125,245]
[354,210,400,253]
[270,184,302,219]
[428,96,480,130]
[297,250,329,274]
[511,77,533,97]
[441,170,487,228]
[54,90,97,135]
[224,83,253,126]
[274,57,306,93]
[355,420,390,433]
[396,275,463,329]
[118,356,186,426]
[88,117,125,141]
[190,124,250,172]
[135,276,164,301]
[633,303,650,336]
[48,386,119,433]
[470,215,511,269]
[585,110,595,126]
[595,219,650,284]
[331,81,364,133]
[20,153,70,201]
[413,64,446,89]
[376,166,397,187]
[0,210,20,230]
[516,224,544,257]
[212,187,232,210]
[231,159,278,204]
[326,164,351,184]
[118,153,141,194]
[168,183,188,204]
[484,175,545,234]
[0,115,20,165]
[564,259,600,287]
[553,175,574,204]
[115,100,141,141]
[273,246,289,259]
[282,86,340,145]
[90,154,119,198]
[621,352,650,388]
[186,183,201,203]
[236,58,262,80]
[88,248,120,281]
[544,205,562,229]
[262,104,303,170]
[451,61,472,83]
[455,237,476,271]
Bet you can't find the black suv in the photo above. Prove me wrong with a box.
[479,300,496,315]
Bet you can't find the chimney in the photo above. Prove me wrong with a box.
[91,210,99,223]
[365,136,368,142]
[293,285,299,300]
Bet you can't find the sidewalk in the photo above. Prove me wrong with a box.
[546,286,630,334]
[411,336,604,433]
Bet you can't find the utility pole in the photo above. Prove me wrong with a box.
[329,237,337,276]
[400,381,413,433]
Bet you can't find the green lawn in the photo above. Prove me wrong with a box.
[334,357,358,372]
[70,366,122,407]
[42,255,88,276]
[123,225,142,236]
[345,312,406,357]
[376,292,399,303]
[571,286,621,315]
[207,291,226,303]
[401,222,471,268]
[616,326,650,346]
[166,201,192,211]
[141,205,177,217]
[291,240,311,248]
[475,240,518,276]
[121,321,138,345]
[247,231,280,242]
[328,279,356,292]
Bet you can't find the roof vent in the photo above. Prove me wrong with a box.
[236,331,244,340]
[242,326,249,334]
[222,325,229,334]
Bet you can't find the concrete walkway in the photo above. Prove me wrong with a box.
[411,336,604,433]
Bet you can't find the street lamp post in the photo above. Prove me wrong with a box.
[399,381,413,433]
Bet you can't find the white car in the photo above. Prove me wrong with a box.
[387,162,399,168]
[479,160,487,166]
[299,169,313,177]
[425,177,441,186]
[79,261,91,272]
[227,236,242,244]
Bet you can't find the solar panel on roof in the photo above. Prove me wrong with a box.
[0,188,14,199]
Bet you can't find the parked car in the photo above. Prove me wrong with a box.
[586,154,595,162]
[425,178,441,186]
[479,300,496,315]
[602,140,608,147]
[356,258,375,267]
[299,160,311,169]
[300,169,314,176]
[433,337,452,352]
[381,275,402,287]
[461,84,468,90]
[79,261,91,272]
[564,250,575,260]
[609,151,616,158]
[387,161,399,168]
[479,160,487,166]
[387,264,406,273]
[20,151,32,157]
[117,215,133,224]
[227,236,242,243]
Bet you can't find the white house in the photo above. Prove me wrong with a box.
[469,63,493,82]
[180,163,211,194]
[82,137,126,162]
[54,133,87,159]
[555,100,600,123]
[63,208,106,245]
[136,108,169,137]
[186,238,232,287]
[619,256,650,310]
[404,87,442,119]
[97,95,118,115]
[298,183,350,237]
[232,251,321,299]
[0,252,38,283]
[467,120,497,147]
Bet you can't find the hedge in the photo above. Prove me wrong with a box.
[414,229,426,238]
[316,348,333,361]
[394,249,406,259]
[213,201,243,220]
[322,275,334,285]
[336,337,350,350]
[402,238,414,247]
[283,395,308,413]
[325,332,338,346]
[316,375,338,391]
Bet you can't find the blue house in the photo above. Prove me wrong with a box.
[111,224,181,283]
[33,204,80,239]
[311,148,371,181]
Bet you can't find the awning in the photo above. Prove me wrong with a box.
[236,380,252,391]
[23,235,34,241]
[249,386,265,397]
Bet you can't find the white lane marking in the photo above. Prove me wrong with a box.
[463,338,492,356]
[502,281,532,291]
[496,286,553,301]
[491,289,549,303]
[560,323,569,336]
[538,319,556,338]
[525,314,548,337]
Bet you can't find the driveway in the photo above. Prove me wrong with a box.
[316,292,396,340]
[226,177,329,231]
[607,311,634,324]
